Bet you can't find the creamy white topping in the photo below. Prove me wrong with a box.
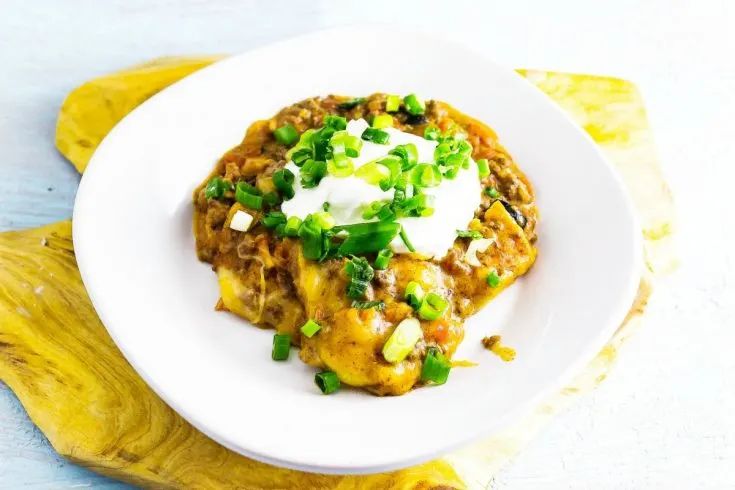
[280,119,482,259]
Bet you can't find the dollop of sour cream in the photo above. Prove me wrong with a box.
[281,119,481,259]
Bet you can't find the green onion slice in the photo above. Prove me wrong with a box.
[382,318,423,363]
[351,300,385,310]
[300,159,327,188]
[417,292,448,321]
[355,161,391,186]
[298,215,325,260]
[273,124,299,146]
[487,269,501,288]
[410,164,442,188]
[312,211,335,230]
[374,248,393,270]
[476,158,490,178]
[262,211,286,228]
[403,93,426,115]
[323,114,347,130]
[361,127,391,145]
[327,157,354,178]
[372,114,393,129]
[272,333,291,361]
[424,126,441,141]
[421,347,451,384]
[385,95,401,112]
[332,221,401,256]
[399,227,416,252]
[331,130,363,157]
[389,143,418,171]
[315,371,340,394]
[284,216,303,237]
[235,183,263,210]
[404,281,425,310]
[485,187,500,198]
[204,176,232,200]
[344,255,374,299]
[272,168,295,199]
[300,319,322,338]
[457,229,483,239]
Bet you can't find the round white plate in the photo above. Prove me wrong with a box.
[74,26,642,474]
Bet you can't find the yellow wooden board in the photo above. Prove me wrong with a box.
[0,58,675,489]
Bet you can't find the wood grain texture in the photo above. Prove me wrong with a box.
[0,58,675,489]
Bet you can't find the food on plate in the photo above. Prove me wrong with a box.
[193,93,537,395]
[482,335,517,362]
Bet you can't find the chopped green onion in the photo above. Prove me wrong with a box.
[351,300,385,310]
[424,126,441,141]
[403,93,425,115]
[313,127,336,161]
[485,187,500,198]
[335,221,401,256]
[284,216,303,237]
[355,161,391,186]
[298,215,325,260]
[376,155,402,191]
[389,143,419,171]
[300,319,322,338]
[337,97,365,110]
[404,281,425,309]
[344,255,374,299]
[322,202,330,211]
[286,128,316,162]
[476,158,490,178]
[331,130,363,157]
[273,124,299,146]
[290,148,312,167]
[262,211,287,228]
[410,164,442,188]
[315,371,340,394]
[236,181,261,196]
[418,292,448,321]
[457,229,483,239]
[372,114,393,129]
[434,142,452,161]
[312,211,335,230]
[300,159,327,188]
[421,347,451,384]
[374,248,393,270]
[274,223,286,237]
[272,333,291,361]
[272,168,295,199]
[385,95,401,112]
[486,269,501,288]
[204,176,231,200]
[376,204,396,222]
[263,192,280,207]
[235,183,263,210]
[327,157,354,177]
[395,193,434,218]
[323,114,347,130]
[399,227,416,252]
[361,127,391,145]
[382,318,423,363]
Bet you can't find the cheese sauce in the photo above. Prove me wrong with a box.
[281,119,482,259]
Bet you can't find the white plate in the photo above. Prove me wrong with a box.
[73,26,642,474]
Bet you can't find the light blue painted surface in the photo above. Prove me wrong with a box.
[2,1,733,488]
